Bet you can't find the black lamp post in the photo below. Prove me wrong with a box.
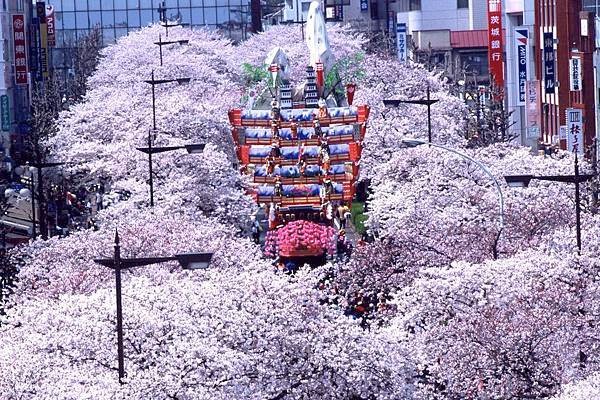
[157,1,189,37]
[143,71,191,207]
[383,85,439,143]
[94,229,213,383]
[154,34,189,67]
[504,154,594,254]
[136,139,205,207]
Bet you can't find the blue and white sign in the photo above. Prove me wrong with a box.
[360,0,368,12]
[396,21,407,63]
[515,28,528,105]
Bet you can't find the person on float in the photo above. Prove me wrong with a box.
[319,144,330,173]
[270,99,281,121]
[269,140,281,158]
[274,176,283,197]
[265,155,276,177]
[317,98,329,120]
[271,120,280,139]
[290,120,299,140]
[313,118,323,139]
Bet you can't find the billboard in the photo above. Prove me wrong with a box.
[543,32,555,92]
[566,108,584,155]
[396,21,407,63]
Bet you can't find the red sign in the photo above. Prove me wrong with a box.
[487,0,504,89]
[46,5,56,47]
[12,15,27,85]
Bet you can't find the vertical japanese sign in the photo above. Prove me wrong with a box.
[570,57,581,91]
[525,80,540,138]
[12,15,28,85]
[543,32,555,92]
[396,21,407,63]
[1,96,10,132]
[37,1,49,80]
[487,0,504,88]
[360,0,368,12]
[46,5,56,47]
[566,108,583,154]
[388,11,395,37]
[515,28,528,105]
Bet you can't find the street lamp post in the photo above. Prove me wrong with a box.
[384,85,439,144]
[154,34,189,67]
[403,138,505,258]
[504,153,593,254]
[94,229,213,383]
[136,139,206,207]
[143,71,191,207]
[157,1,189,38]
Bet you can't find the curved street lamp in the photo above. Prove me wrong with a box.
[94,229,213,383]
[402,138,505,258]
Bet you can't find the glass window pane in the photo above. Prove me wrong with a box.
[179,8,191,25]
[63,12,75,29]
[55,30,64,47]
[77,29,90,41]
[128,0,140,7]
[216,7,229,24]
[62,0,75,11]
[76,11,89,29]
[51,1,62,12]
[88,0,101,10]
[89,11,101,28]
[115,28,127,40]
[63,30,76,46]
[140,0,154,8]
[165,0,178,7]
[54,11,64,30]
[103,28,116,44]
[102,10,114,27]
[140,9,153,25]
[114,0,127,10]
[115,10,127,27]
[127,9,140,26]
[191,7,204,24]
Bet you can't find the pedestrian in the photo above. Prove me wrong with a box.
[96,191,103,212]
[250,215,261,244]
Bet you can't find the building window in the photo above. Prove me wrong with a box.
[457,0,469,9]
[370,1,378,19]
[409,0,421,11]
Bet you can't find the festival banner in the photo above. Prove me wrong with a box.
[12,15,28,85]
[487,0,504,88]
[515,28,528,105]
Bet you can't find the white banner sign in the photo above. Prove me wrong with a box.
[566,108,584,155]
[396,19,407,63]
[570,57,581,91]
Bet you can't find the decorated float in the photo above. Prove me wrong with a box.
[229,1,369,263]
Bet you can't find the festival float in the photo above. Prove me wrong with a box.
[229,1,369,264]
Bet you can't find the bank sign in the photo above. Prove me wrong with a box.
[515,28,528,105]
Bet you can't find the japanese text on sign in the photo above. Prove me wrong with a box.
[396,21,407,63]
[566,108,584,155]
[570,58,581,91]
[543,32,555,92]
[515,28,528,105]
[12,15,27,85]
[487,0,504,88]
